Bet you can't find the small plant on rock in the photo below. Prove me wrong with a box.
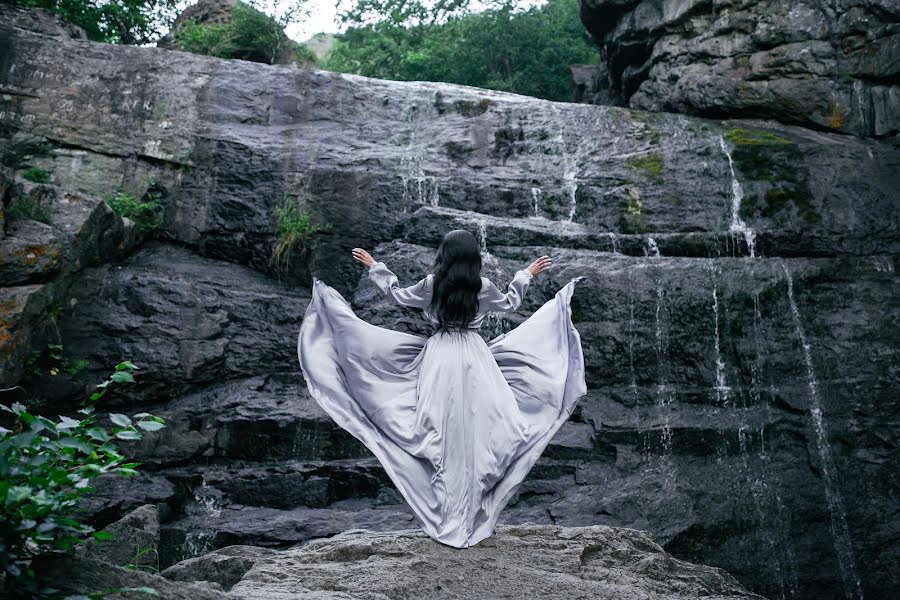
[270,192,323,274]
[0,361,167,598]
[103,190,162,232]
[7,193,52,224]
[21,167,50,184]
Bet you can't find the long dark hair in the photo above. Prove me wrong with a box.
[429,229,482,333]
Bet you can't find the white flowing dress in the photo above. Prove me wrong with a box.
[297,262,587,548]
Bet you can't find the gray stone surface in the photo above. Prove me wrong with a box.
[580,0,900,139]
[75,504,161,568]
[187,525,766,599]
[1,5,898,600]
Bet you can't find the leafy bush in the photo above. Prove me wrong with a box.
[174,1,316,65]
[270,193,322,273]
[7,193,52,224]
[103,190,162,232]
[0,361,166,598]
[22,167,50,184]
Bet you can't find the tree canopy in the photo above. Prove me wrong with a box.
[326,0,598,102]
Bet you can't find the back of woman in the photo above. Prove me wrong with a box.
[299,228,585,548]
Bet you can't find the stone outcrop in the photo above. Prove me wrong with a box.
[2,6,898,600]
[37,505,766,599]
[579,0,900,139]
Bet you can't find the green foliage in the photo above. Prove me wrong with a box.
[9,0,180,44]
[0,361,166,598]
[270,193,322,273]
[7,193,52,224]
[626,152,664,182]
[326,0,598,101]
[25,344,89,379]
[104,190,162,232]
[174,1,316,65]
[21,167,50,184]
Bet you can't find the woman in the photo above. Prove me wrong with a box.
[297,229,586,548]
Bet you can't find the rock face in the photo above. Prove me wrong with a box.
[221,525,767,599]
[579,0,900,139]
[2,6,898,600]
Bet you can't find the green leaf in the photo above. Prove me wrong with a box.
[110,371,135,384]
[109,413,132,427]
[57,415,82,430]
[115,361,139,371]
[85,428,111,442]
[93,530,114,541]
[136,420,166,432]
[116,467,140,476]
[115,429,142,441]
[58,437,94,454]
[7,485,32,503]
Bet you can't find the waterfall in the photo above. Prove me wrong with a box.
[782,263,864,600]
[184,474,224,558]
[626,271,638,397]
[654,282,674,455]
[608,233,621,254]
[531,187,542,218]
[551,107,579,222]
[399,101,439,206]
[477,219,497,267]
[711,288,731,408]
[719,136,757,258]
[646,237,661,257]
[750,291,801,599]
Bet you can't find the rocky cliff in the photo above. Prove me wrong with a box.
[1,5,898,600]
[579,0,899,139]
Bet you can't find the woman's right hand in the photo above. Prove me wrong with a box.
[526,255,551,276]
[352,248,376,268]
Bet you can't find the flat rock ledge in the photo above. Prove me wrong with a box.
[173,525,765,600]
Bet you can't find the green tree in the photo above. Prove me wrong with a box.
[7,0,180,44]
[327,0,598,101]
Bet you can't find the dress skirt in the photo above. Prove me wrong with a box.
[297,276,587,548]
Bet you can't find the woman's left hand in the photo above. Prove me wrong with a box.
[352,248,376,268]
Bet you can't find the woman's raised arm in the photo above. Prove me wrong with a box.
[353,248,430,309]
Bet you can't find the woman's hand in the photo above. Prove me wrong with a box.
[526,255,552,276]
[352,248,376,268]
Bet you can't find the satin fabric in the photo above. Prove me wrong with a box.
[296,263,587,548]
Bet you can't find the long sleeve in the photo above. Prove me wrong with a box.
[367,261,430,308]
[482,269,533,312]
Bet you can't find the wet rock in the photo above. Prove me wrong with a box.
[579,0,900,139]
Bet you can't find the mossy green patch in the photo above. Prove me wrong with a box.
[626,152,664,183]
[725,128,793,146]
[454,98,493,117]
[727,132,819,224]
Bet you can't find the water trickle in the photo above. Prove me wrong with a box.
[782,263,864,600]
[654,282,674,455]
[184,474,224,558]
[646,237,661,257]
[399,101,439,206]
[477,219,497,267]
[711,288,732,408]
[719,136,757,258]
[608,233,621,254]
[531,187,542,218]
[626,271,638,397]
